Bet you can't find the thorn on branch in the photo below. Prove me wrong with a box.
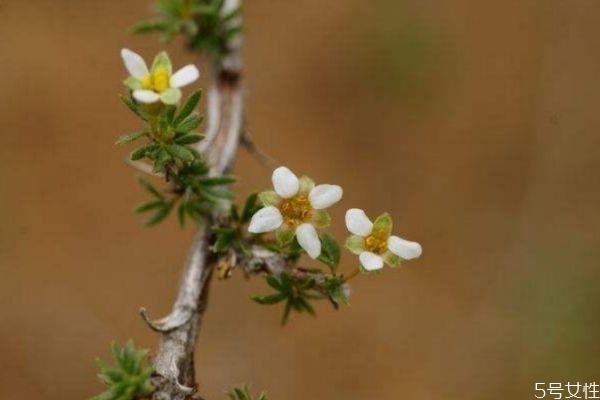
[139,307,194,333]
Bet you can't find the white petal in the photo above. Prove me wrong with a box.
[121,48,148,79]
[345,208,373,236]
[309,184,343,210]
[388,236,422,260]
[359,252,384,271]
[170,65,200,88]
[132,90,160,104]
[272,166,299,198]
[295,223,321,259]
[248,206,283,233]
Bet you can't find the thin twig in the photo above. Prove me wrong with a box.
[241,130,279,169]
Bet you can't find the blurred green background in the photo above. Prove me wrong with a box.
[1,0,600,399]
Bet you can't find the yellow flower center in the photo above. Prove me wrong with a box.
[364,231,388,254]
[279,195,312,228]
[141,68,170,92]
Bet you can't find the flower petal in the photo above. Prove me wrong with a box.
[272,166,299,198]
[309,184,343,210]
[170,65,200,88]
[133,90,160,104]
[295,223,321,259]
[160,88,182,105]
[359,251,384,271]
[121,48,149,79]
[248,206,283,233]
[387,235,422,260]
[345,208,373,236]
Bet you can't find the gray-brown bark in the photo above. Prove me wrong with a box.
[142,1,244,398]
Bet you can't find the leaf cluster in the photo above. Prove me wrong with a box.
[251,264,349,325]
[228,385,267,400]
[120,91,234,227]
[212,193,261,254]
[131,0,242,57]
[92,341,154,400]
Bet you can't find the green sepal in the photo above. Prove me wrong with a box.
[372,212,393,237]
[160,88,182,105]
[312,210,331,228]
[276,228,295,246]
[124,76,142,91]
[298,175,315,195]
[383,250,401,268]
[345,235,365,255]
[150,51,172,74]
[258,190,281,207]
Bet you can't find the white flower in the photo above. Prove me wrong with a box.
[248,166,343,259]
[345,208,422,271]
[120,48,200,105]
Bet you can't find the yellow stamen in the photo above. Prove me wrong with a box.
[364,231,388,254]
[279,194,312,228]
[140,68,170,92]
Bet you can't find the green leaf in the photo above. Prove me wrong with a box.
[130,145,152,161]
[116,130,147,145]
[134,200,164,213]
[167,144,194,162]
[175,90,202,125]
[212,229,236,253]
[130,19,169,34]
[251,293,286,305]
[144,202,173,227]
[174,133,204,145]
[265,275,283,291]
[317,233,340,270]
[241,193,259,223]
[161,104,177,124]
[120,95,147,121]
[199,185,233,202]
[200,175,236,186]
[176,113,202,132]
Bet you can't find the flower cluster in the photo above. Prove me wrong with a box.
[248,166,422,272]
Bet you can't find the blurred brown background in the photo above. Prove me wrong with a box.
[2,0,600,399]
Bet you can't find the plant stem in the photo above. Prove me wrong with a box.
[343,267,361,282]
